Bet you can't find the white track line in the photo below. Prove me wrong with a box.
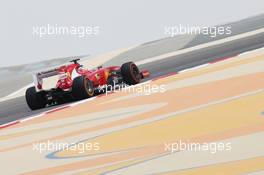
[178,63,210,73]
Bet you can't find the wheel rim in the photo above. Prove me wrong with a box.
[85,79,94,96]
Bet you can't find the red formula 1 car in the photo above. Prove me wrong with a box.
[25,59,150,110]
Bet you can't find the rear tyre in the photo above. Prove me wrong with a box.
[25,86,46,110]
[72,76,94,100]
[121,62,141,85]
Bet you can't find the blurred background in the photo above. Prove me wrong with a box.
[0,0,263,67]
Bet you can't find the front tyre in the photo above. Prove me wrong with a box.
[72,76,94,100]
[25,86,46,110]
[121,62,141,85]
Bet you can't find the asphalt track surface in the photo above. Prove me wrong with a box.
[0,31,263,126]
[140,31,264,78]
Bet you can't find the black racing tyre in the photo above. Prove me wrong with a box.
[121,62,141,85]
[72,76,94,100]
[25,86,46,110]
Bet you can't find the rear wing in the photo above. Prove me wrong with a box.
[33,68,60,92]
